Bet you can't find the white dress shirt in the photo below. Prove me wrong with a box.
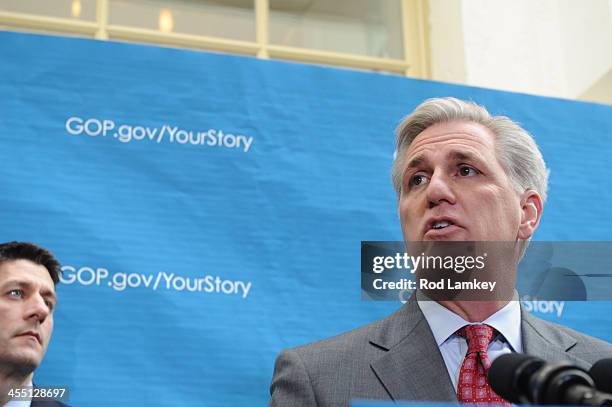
[417,295,522,390]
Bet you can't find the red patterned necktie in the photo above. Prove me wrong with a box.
[456,324,510,405]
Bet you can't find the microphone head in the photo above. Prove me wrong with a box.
[488,353,545,404]
[590,358,612,394]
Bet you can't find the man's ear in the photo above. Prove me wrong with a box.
[518,190,543,240]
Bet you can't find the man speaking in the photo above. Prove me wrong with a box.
[268,98,612,406]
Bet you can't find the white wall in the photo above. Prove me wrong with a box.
[557,0,612,99]
[428,0,467,84]
[427,0,612,105]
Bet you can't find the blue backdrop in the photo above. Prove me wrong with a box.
[0,30,610,406]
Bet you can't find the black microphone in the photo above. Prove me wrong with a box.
[590,358,612,394]
[489,353,612,405]
[488,353,545,404]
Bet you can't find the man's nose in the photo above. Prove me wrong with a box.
[426,172,456,208]
[25,294,49,322]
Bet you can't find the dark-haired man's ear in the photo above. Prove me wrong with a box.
[517,190,543,240]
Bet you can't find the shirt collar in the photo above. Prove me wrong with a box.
[3,380,33,407]
[417,291,522,352]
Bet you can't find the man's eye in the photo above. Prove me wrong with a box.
[45,300,55,311]
[7,289,23,298]
[458,166,478,176]
[410,174,429,187]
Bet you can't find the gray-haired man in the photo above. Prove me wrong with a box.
[269,98,612,407]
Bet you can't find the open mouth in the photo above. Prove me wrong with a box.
[423,217,461,238]
[430,220,454,230]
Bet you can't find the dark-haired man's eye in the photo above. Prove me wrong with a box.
[7,289,23,298]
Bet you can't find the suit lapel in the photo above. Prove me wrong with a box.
[367,301,586,401]
[521,308,589,368]
[369,298,456,401]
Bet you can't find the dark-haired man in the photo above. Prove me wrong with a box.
[0,242,68,407]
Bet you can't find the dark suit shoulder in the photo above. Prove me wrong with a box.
[31,399,70,407]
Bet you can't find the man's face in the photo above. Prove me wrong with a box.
[399,121,525,242]
[0,260,55,374]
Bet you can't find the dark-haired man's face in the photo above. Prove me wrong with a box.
[0,260,55,375]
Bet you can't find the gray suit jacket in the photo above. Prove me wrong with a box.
[269,298,612,407]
